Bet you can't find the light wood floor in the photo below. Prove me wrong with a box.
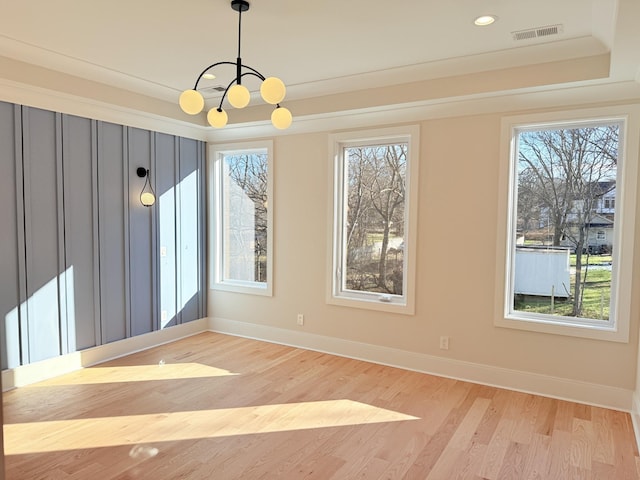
[3,332,639,479]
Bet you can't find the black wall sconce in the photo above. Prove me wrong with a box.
[136,167,156,207]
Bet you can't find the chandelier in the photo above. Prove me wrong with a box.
[179,0,292,130]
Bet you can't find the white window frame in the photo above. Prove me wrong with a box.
[209,140,274,296]
[494,106,639,342]
[328,125,420,314]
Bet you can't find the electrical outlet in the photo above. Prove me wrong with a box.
[297,314,304,326]
[439,336,449,350]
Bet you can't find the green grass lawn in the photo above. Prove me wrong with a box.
[514,261,611,320]
[569,254,612,267]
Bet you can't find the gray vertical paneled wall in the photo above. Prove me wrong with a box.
[178,137,206,322]
[22,107,64,363]
[98,122,130,343]
[0,103,21,369]
[0,102,206,369]
[156,133,178,328]
[62,114,101,352]
[128,128,157,337]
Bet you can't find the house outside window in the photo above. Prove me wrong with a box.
[209,141,273,296]
[495,107,639,342]
[603,197,615,211]
[329,126,419,314]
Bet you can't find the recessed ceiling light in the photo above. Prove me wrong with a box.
[202,73,216,80]
[474,15,497,26]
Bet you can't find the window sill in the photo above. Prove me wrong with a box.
[211,281,272,297]
[495,314,628,343]
[328,294,414,315]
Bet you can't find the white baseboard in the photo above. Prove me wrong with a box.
[1,318,208,391]
[208,317,634,412]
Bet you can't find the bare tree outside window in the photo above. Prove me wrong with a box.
[343,143,406,295]
[221,152,268,283]
[513,123,619,320]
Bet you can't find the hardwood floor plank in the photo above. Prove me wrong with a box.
[425,446,465,480]
[474,389,511,445]
[573,402,592,421]
[496,441,528,480]
[610,409,640,479]
[449,397,492,451]
[554,400,576,432]
[269,426,366,479]
[351,456,390,480]
[522,433,552,480]
[571,418,595,470]
[402,392,478,478]
[3,332,639,480]
[546,429,572,479]
[592,408,615,465]
[451,441,488,479]
[510,394,543,445]
[425,395,493,479]
[369,420,433,478]
[479,418,516,478]
[290,453,347,480]
[534,397,558,437]
[592,460,617,479]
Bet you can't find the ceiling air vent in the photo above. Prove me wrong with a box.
[512,24,563,41]
[201,85,227,93]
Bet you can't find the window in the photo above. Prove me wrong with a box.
[329,126,419,313]
[210,141,273,295]
[495,107,639,342]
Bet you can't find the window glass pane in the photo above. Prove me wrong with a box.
[512,123,619,321]
[342,143,407,296]
[220,151,268,284]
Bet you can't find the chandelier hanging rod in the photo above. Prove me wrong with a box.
[191,62,270,112]
[192,63,264,91]
[178,0,292,130]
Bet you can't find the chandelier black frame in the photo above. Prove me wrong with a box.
[179,0,292,129]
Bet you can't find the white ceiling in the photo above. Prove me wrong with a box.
[1,0,639,132]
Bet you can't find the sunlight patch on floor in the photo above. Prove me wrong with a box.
[29,363,237,386]
[4,399,419,455]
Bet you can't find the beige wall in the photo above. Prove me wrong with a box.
[209,106,640,391]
